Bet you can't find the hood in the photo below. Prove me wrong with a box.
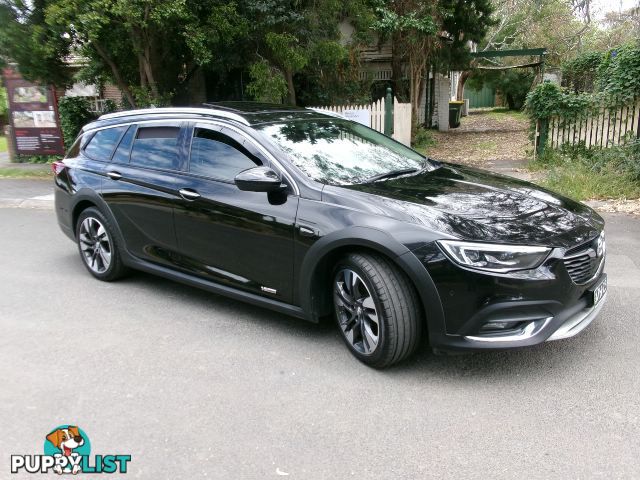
[323,163,603,248]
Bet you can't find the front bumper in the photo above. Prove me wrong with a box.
[427,276,606,351]
[461,282,607,346]
[410,238,607,352]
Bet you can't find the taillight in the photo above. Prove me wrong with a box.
[52,160,66,176]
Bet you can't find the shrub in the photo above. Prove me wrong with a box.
[58,96,96,150]
[562,51,602,93]
[412,127,436,152]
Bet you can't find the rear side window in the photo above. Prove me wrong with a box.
[111,126,135,164]
[83,126,127,161]
[65,136,82,158]
[189,128,261,180]
[130,126,180,170]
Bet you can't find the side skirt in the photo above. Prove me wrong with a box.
[124,256,310,322]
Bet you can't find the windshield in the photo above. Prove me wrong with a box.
[255,118,433,185]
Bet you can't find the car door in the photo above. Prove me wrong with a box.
[101,121,187,266]
[172,122,299,303]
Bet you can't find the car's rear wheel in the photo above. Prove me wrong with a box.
[333,252,422,368]
[76,207,128,281]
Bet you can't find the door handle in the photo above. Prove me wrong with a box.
[298,225,317,237]
[107,171,122,180]
[179,188,201,200]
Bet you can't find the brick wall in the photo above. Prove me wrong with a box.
[101,84,122,103]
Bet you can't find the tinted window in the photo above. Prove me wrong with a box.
[256,119,431,185]
[66,136,82,158]
[130,126,180,170]
[189,128,261,180]
[83,127,127,161]
[111,126,135,164]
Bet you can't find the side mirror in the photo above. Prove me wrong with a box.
[234,166,285,193]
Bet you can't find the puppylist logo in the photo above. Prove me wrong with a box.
[11,425,131,475]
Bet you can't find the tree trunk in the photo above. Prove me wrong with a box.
[456,70,470,100]
[139,56,147,89]
[93,42,136,107]
[391,31,407,102]
[142,41,159,100]
[408,53,427,135]
[284,69,296,105]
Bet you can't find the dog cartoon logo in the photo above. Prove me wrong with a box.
[44,425,90,475]
[11,425,130,475]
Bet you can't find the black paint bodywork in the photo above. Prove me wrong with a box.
[54,105,605,352]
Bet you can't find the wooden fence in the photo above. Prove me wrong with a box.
[548,97,640,149]
[312,96,412,146]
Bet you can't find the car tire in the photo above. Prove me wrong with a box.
[332,252,422,368]
[76,207,128,281]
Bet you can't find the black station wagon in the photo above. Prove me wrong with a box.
[53,103,607,368]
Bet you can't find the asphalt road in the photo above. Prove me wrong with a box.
[1,204,639,479]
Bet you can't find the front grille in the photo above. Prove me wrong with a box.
[563,252,599,284]
[563,233,604,284]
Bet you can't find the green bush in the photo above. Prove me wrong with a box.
[412,127,436,152]
[562,51,602,93]
[58,97,96,150]
[527,42,640,128]
[14,155,58,164]
[0,87,8,126]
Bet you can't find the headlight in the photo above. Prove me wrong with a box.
[437,240,551,273]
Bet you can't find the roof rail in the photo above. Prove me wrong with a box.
[98,107,250,126]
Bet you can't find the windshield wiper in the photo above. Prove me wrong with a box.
[363,167,421,183]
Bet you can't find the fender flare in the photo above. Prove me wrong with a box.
[298,226,446,338]
[69,190,134,264]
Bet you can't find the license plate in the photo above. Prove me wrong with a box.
[590,275,607,307]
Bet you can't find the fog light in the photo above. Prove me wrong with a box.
[480,321,520,331]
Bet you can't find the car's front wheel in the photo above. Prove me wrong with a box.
[76,207,128,281]
[333,252,422,368]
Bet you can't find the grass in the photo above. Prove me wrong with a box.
[476,139,498,152]
[0,167,52,179]
[483,107,527,122]
[0,135,7,153]
[530,141,640,200]
[542,163,640,200]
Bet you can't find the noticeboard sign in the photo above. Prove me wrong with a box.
[2,68,65,156]
[342,109,371,128]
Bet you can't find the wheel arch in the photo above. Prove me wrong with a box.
[299,227,446,339]
[69,191,130,261]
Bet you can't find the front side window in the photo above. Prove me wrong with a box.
[83,126,127,161]
[256,119,431,185]
[189,128,261,181]
[130,126,180,170]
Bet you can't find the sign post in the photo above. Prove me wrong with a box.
[2,68,65,159]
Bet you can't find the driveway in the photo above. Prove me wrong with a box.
[1,203,639,478]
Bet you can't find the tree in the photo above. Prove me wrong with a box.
[243,0,374,106]
[1,0,248,106]
[455,0,602,101]
[0,0,72,87]
[373,1,439,126]
[56,0,248,106]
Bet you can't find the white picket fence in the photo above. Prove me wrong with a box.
[312,96,412,146]
[548,97,640,149]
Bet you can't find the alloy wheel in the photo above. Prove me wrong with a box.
[79,217,112,274]
[334,268,380,355]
